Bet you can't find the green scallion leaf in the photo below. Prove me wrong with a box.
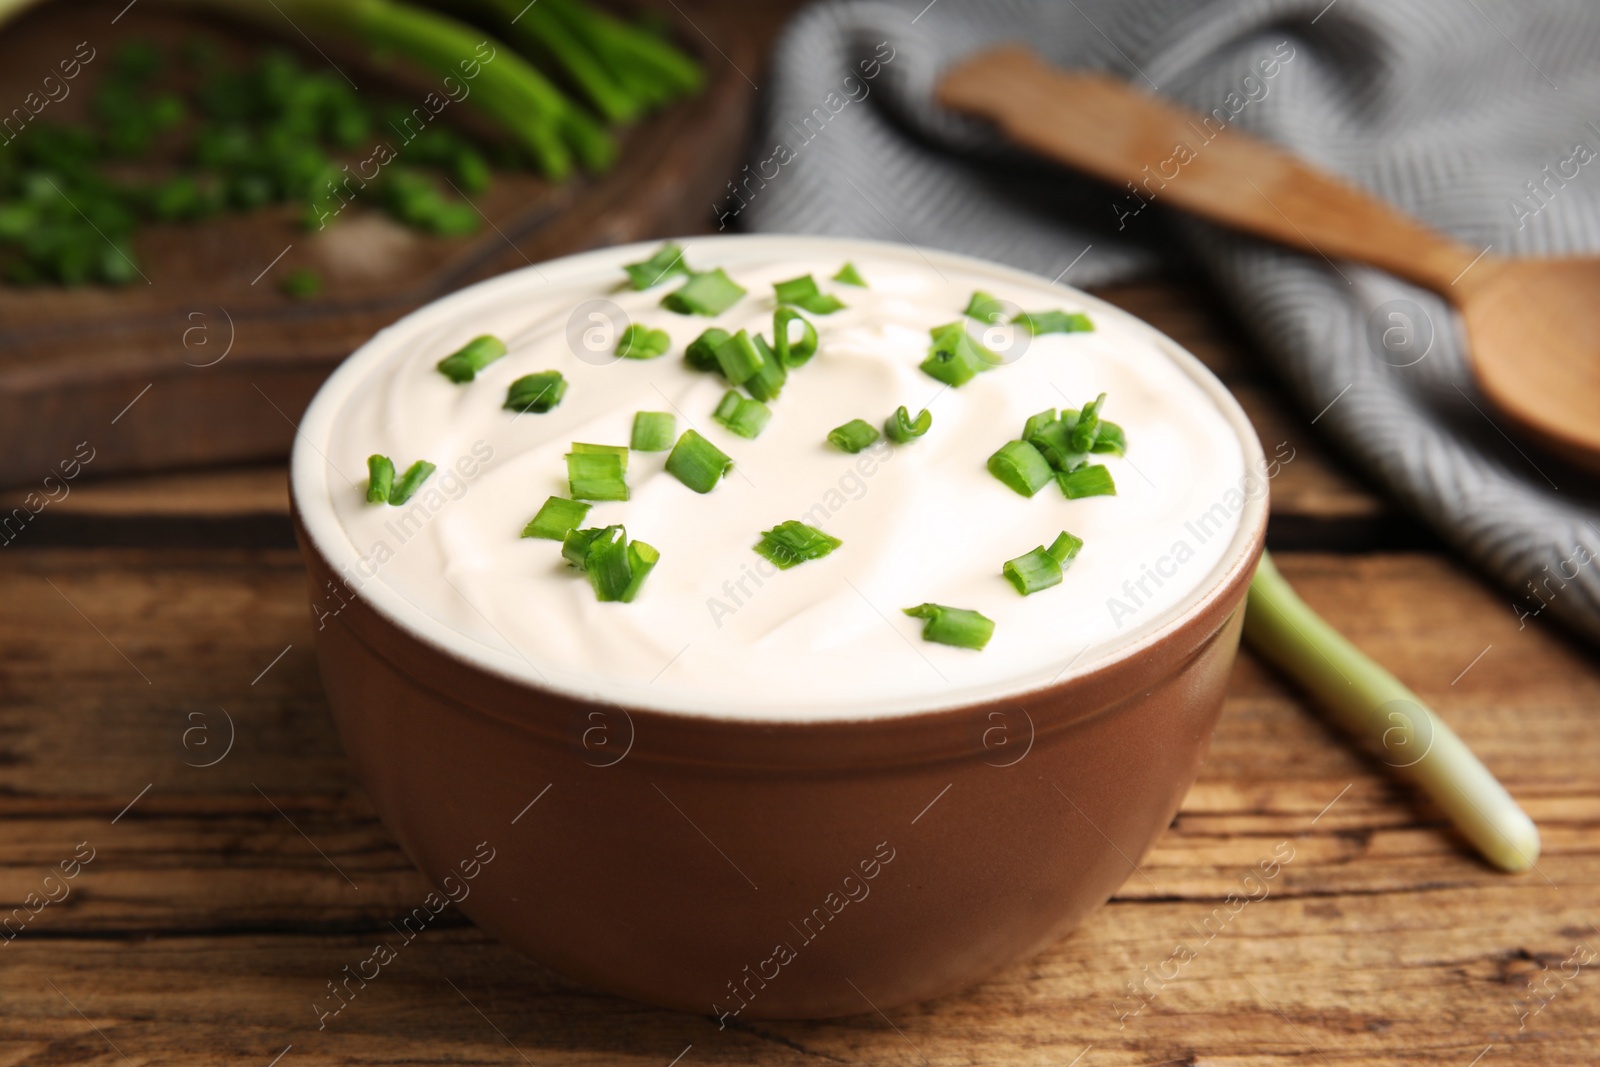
[963,289,1005,324]
[685,327,730,372]
[754,520,842,570]
[744,334,787,402]
[1027,419,1088,473]
[583,525,633,600]
[1047,530,1085,564]
[281,267,321,300]
[366,454,395,504]
[437,334,508,383]
[772,307,818,367]
[713,328,765,385]
[616,322,670,360]
[921,322,999,387]
[661,268,746,315]
[884,405,932,443]
[773,273,845,315]
[562,526,603,568]
[566,449,629,501]
[561,524,660,603]
[1002,547,1062,596]
[1022,408,1057,440]
[713,390,771,439]
[1091,420,1127,456]
[390,460,436,505]
[1069,392,1108,452]
[570,441,630,470]
[1013,309,1093,334]
[1057,464,1116,499]
[631,411,675,451]
[522,496,591,540]
[827,419,880,453]
[623,242,689,290]
[505,371,567,413]
[665,428,732,493]
[621,540,659,602]
[903,603,994,650]
[988,440,1054,497]
[832,261,867,287]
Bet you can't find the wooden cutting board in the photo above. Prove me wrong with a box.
[0,0,756,486]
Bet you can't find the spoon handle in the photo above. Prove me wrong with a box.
[937,46,1483,294]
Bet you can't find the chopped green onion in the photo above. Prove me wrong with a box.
[390,460,436,505]
[744,334,787,402]
[713,390,771,439]
[1002,547,1061,596]
[616,322,670,360]
[1022,408,1057,440]
[1057,464,1116,499]
[282,267,321,300]
[570,441,629,471]
[713,329,765,385]
[828,419,880,453]
[773,273,845,314]
[366,454,395,504]
[1069,392,1108,452]
[665,429,732,493]
[1027,419,1087,472]
[685,327,730,372]
[1092,420,1127,456]
[561,526,602,568]
[772,307,818,367]
[963,289,1005,323]
[754,520,842,570]
[583,525,633,600]
[1013,309,1093,334]
[884,405,932,443]
[661,268,746,315]
[988,440,1054,496]
[566,449,629,501]
[621,540,659,602]
[562,525,659,602]
[623,242,689,290]
[631,411,675,451]
[437,335,507,383]
[522,496,591,540]
[903,603,994,650]
[1047,530,1085,564]
[832,261,867,287]
[505,371,567,413]
[921,322,999,387]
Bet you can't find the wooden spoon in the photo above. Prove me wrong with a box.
[937,45,1600,471]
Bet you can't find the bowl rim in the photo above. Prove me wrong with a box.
[292,233,1269,725]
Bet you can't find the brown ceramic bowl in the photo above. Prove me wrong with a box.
[291,237,1268,1019]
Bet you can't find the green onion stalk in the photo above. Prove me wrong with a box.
[1244,551,1539,873]
[0,0,623,180]
[189,0,613,177]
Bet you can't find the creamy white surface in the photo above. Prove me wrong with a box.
[305,238,1252,719]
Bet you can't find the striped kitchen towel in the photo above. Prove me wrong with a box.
[743,0,1600,646]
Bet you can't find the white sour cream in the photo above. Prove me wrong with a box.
[295,236,1260,721]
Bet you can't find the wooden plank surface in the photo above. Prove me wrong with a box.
[1,545,1595,1066]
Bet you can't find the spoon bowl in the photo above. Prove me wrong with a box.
[938,47,1600,471]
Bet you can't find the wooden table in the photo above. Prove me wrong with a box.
[4,273,1596,1066]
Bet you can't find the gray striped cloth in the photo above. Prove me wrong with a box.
[743,0,1600,647]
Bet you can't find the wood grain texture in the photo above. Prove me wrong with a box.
[1,546,1595,1065]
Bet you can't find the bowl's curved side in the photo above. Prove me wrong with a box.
[299,517,1254,1017]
